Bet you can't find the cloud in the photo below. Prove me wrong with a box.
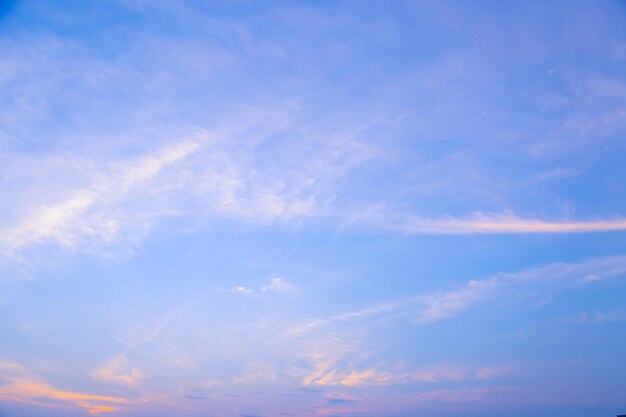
[0,109,366,263]
[412,255,626,324]
[229,277,295,295]
[415,278,499,323]
[288,299,412,334]
[408,363,468,383]
[0,360,130,414]
[474,364,517,380]
[408,363,517,383]
[581,274,601,283]
[290,255,626,333]
[572,308,626,324]
[0,118,367,263]
[232,286,255,294]
[3,129,626,268]
[380,212,626,235]
[200,379,224,389]
[277,255,626,396]
[411,386,532,403]
[233,363,277,385]
[261,277,295,293]
[5,128,626,268]
[303,360,513,388]
[338,369,392,387]
[91,354,146,386]
[0,140,200,257]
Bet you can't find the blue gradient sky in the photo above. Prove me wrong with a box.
[1,1,626,416]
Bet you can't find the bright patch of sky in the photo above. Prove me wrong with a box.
[1,1,626,416]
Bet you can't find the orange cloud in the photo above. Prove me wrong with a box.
[0,361,128,414]
[87,405,116,414]
[303,362,392,387]
[91,354,146,386]
[340,369,392,386]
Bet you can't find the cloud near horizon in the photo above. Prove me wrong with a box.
[0,361,132,415]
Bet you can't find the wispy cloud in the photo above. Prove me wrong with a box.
[0,122,373,263]
[199,379,224,389]
[571,307,626,324]
[378,212,626,235]
[228,277,296,295]
[232,363,277,385]
[0,140,201,256]
[3,133,626,268]
[303,360,514,388]
[261,277,295,293]
[0,360,131,414]
[231,286,255,294]
[410,386,533,403]
[416,278,499,323]
[289,299,412,334]
[91,354,146,386]
[291,255,626,332]
[4,130,626,267]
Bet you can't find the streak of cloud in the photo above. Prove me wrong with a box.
[291,255,626,332]
[0,361,131,414]
[0,140,200,256]
[383,212,626,235]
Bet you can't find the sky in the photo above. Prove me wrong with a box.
[1,1,626,416]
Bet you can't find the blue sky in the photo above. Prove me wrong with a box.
[1,1,626,416]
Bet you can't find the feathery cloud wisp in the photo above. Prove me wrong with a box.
[91,354,146,386]
[261,277,295,293]
[289,255,626,333]
[386,212,626,235]
[0,141,200,255]
[0,360,130,414]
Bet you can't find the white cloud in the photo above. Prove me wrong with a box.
[261,277,295,293]
[581,274,600,283]
[3,128,626,266]
[0,117,377,263]
[290,255,626,331]
[232,286,254,294]
[415,278,500,324]
[414,255,626,324]
[229,277,295,295]
[0,140,200,257]
[573,308,626,324]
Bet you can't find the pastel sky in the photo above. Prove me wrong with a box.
[1,1,626,416]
